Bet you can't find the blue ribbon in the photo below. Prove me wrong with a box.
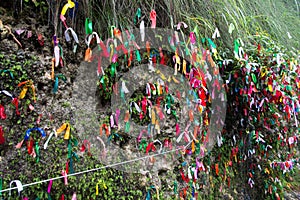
[24,127,46,141]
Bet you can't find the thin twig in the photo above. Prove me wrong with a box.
[4,25,22,48]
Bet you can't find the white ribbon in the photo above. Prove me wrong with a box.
[121,81,129,94]
[248,178,254,188]
[54,45,60,67]
[64,27,79,43]
[187,166,193,180]
[44,129,55,149]
[130,102,141,113]
[0,90,14,99]
[9,180,23,196]
[212,27,220,39]
[217,134,222,147]
[153,139,162,153]
[85,32,101,47]
[140,20,145,42]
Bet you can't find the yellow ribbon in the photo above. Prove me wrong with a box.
[56,122,71,140]
[51,58,55,80]
[18,80,36,102]
[191,141,195,153]
[96,182,99,195]
[109,44,114,63]
[155,186,160,200]
[182,59,187,75]
[61,0,75,16]
[151,109,156,125]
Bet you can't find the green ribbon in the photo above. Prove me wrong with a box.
[110,63,116,77]
[125,121,130,133]
[251,73,257,83]
[139,139,147,152]
[85,18,93,34]
[234,39,240,57]
[171,110,178,121]
[59,44,64,60]
[47,193,52,200]
[166,94,174,108]
[133,8,141,24]
[99,75,107,91]
[35,141,40,163]
[174,181,178,194]
[120,89,125,102]
[0,69,14,79]
[189,180,193,189]
[193,25,199,39]
[195,142,200,155]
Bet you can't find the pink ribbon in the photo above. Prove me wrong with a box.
[137,130,148,143]
[62,170,68,185]
[47,180,53,193]
[176,22,188,30]
[176,123,180,136]
[72,193,77,200]
[190,32,196,44]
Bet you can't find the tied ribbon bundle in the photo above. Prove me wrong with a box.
[0,90,20,115]
[60,0,76,28]
[18,80,36,102]
[56,122,71,140]
[0,90,20,116]
[15,127,46,162]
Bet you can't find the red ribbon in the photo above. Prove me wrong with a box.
[80,139,92,156]
[0,126,5,144]
[150,10,156,28]
[27,137,34,155]
[0,104,6,120]
[146,142,156,154]
[100,124,110,136]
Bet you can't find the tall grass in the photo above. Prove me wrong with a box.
[87,0,299,49]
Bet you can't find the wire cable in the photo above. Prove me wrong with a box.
[0,140,192,194]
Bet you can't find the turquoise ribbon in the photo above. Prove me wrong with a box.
[0,69,14,79]
[0,177,2,198]
[53,74,67,94]
[136,50,141,62]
